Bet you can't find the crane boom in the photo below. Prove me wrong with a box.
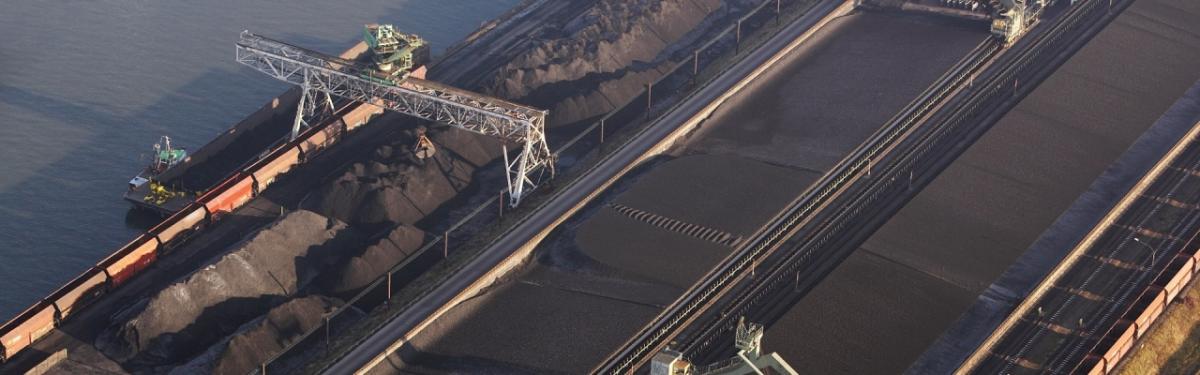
[235,31,552,206]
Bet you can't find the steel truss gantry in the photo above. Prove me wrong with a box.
[235,31,553,206]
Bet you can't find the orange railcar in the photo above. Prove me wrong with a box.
[0,302,56,363]
[153,205,207,252]
[49,269,109,322]
[103,237,160,287]
[251,146,301,187]
[203,175,255,217]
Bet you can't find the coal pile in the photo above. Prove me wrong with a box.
[72,1,754,372]
[488,0,722,125]
[318,224,427,299]
[100,210,361,367]
[304,127,501,229]
[210,295,341,375]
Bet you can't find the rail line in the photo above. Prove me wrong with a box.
[590,25,1004,375]
[681,0,1128,364]
[322,1,853,372]
[593,0,1126,371]
[1056,147,1200,372]
[973,129,1200,373]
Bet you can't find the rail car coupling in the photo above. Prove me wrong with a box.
[235,27,553,206]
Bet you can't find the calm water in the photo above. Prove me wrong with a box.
[0,0,519,319]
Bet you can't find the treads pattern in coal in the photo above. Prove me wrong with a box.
[608,203,742,247]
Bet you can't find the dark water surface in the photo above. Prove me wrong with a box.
[0,0,518,319]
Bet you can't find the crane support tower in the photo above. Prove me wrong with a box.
[234,27,553,206]
[855,0,1049,44]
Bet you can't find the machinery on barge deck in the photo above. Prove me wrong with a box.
[127,136,187,191]
[856,0,1051,44]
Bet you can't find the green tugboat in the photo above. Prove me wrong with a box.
[127,136,187,191]
[126,136,189,209]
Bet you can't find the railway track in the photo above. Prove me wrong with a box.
[322,1,856,372]
[593,0,1128,371]
[685,0,1131,363]
[977,131,1200,374]
[591,25,1004,375]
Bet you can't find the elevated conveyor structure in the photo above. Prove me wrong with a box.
[235,31,552,206]
[856,0,1048,43]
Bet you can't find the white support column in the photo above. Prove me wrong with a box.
[291,83,311,141]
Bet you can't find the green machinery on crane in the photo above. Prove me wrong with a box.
[363,24,430,78]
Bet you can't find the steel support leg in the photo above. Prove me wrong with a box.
[292,85,311,141]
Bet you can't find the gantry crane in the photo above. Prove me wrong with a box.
[234,27,552,206]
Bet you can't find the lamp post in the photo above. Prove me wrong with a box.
[1133,237,1157,267]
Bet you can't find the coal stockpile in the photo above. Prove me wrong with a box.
[98,210,362,369]
[303,0,750,233]
[486,0,726,125]
[210,295,342,375]
[317,223,427,299]
[389,153,820,372]
[21,0,781,373]
[302,126,501,230]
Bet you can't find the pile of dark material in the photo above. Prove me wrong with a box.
[488,0,723,125]
[87,1,746,372]
[99,211,361,368]
[304,127,501,229]
[305,0,733,233]
[211,295,341,375]
[317,224,428,299]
